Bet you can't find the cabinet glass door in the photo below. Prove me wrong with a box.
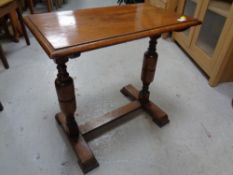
[173,0,203,47]
[182,0,198,36]
[195,0,232,56]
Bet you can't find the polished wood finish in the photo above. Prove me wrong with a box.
[54,57,99,172]
[137,35,169,126]
[145,0,178,38]
[122,84,169,126]
[24,4,200,59]
[139,36,159,104]
[25,4,200,173]
[54,57,79,138]
[80,100,141,140]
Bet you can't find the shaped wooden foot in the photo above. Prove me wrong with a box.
[54,58,98,173]
[56,113,99,173]
[121,84,169,127]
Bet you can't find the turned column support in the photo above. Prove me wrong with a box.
[139,35,160,105]
[54,57,79,138]
[53,35,168,174]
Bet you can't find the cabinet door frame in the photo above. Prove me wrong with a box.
[209,4,233,86]
[173,0,204,48]
[190,0,233,75]
[186,0,211,74]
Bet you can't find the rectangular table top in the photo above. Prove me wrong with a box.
[24,4,201,59]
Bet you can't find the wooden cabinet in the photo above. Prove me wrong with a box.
[145,0,178,10]
[173,0,233,86]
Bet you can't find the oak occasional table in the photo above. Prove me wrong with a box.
[24,4,200,174]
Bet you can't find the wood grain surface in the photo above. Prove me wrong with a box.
[24,4,201,58]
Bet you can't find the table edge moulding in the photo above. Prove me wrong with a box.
[24,4,200,59]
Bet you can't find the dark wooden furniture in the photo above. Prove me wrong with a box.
[27,0,53,14]
[24,4,201,173]
[0,14,17,42]
[0,0,30,45]
[26,0,65,14]
[0,0,30,68]
[0,44,9,69]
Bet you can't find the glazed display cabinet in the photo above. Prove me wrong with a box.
[173,0,233,86]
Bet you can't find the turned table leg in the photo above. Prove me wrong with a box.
[52,37,169,173]
[54,58,79,138]
[120,36,169,127]
[139,35,169,127]
[139,36,159,104]
[54,58,98,173]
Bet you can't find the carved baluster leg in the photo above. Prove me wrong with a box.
[139,36,158,104]
[54,58,79,138]
[139,36,169,127]
[54,57,99,173]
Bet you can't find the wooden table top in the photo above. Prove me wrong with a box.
[24,4,201,59]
